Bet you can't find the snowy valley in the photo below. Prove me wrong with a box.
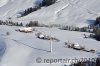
[0,0,100,66]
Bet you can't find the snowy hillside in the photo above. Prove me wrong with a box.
[20,0,100,27]
[0,0,100,27]
[23,0,100,26]
[0,0,36,20]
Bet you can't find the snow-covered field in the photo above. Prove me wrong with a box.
[0,25,100,66]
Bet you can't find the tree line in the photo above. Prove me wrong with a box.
[93,16,100,41]
[59,25,94,33]
[21,6,41,17]
[0,20,23,26]
[0,20,41,27]
[26,21,39,27]
[20,0,57,17]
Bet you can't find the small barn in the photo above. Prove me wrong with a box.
[17,27,33,33]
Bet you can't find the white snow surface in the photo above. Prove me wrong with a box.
[0,0,8,7]
[0,0,36,19]
[0,0,100,66]
[0,0,100,27]
[0,25,100,66]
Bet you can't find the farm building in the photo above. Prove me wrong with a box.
[16,27,33,33]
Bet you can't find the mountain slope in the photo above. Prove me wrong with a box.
[19,0,100,27]
[0,0,100,27]
[0,0,36,19]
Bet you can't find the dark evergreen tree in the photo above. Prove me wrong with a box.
[42,0,57,6]
[95,16,100,26]
[19,22,23,26]
[42,0,46,6]
[16,22,19,26]
[26,21,39,27]
[93,28,100,41]
[29,7,32,12]
[24,10,27,15]
[96,58,100,66]
[0,20,2,25]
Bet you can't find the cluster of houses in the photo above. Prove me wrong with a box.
[15,27,95,53]
[64,41,95,53]
[15,27,60,42]
[59,25,94,33]
[15,27,34,33]
[35,32,60,42]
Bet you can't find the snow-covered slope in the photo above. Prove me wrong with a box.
[0,0,100,27]
[0,37,6,60]
[18,0,100,27]
[0,0,36,19]
[0,0,8,7]
[0,0,100,66]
